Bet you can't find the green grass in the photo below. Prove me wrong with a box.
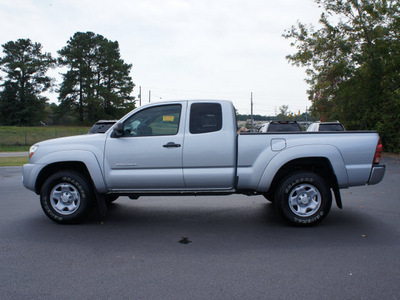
[0,156,29,166]
[0,126,91,147]
[0,126,90,165]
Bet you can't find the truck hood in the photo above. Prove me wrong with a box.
[37,133,107,147]
[30,134,108,163]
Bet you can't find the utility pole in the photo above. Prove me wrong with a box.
[251,92,254,132]
[139,86,142,106]
[149,90,151,103]
[306,106,308,123]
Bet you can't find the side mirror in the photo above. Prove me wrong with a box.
[111,122,124,138]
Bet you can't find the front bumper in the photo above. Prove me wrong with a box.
[367,164,386,185]
[22,163,44,193]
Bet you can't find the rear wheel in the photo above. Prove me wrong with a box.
[275,172,332,226]
[40,171,94,224]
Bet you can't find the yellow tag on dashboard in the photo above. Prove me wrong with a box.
[163,116,174,122]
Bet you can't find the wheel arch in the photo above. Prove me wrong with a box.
[34,150,107,195]
[257,145,348,192]
[264,157,339,198]
[36,161,90,194]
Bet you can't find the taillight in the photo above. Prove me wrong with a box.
[373,139,383,164]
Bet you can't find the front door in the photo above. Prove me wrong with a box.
[104,103,185,190]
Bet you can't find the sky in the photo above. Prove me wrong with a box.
[0,0,322,115]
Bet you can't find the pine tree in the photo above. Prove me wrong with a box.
[58,32,135,123]
[0,39,55,125]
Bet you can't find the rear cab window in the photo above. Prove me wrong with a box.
[190,103,223,134]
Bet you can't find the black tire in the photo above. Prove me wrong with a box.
[275,172,332,226]
[40,171,94,224]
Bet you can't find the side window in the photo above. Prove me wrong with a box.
[190,103,222,134]
[123,104,181,137]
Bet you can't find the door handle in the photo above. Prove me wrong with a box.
[163,142,181,148]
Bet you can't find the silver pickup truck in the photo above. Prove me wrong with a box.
[22,100,385,226]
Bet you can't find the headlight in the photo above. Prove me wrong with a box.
[29,145,39,158]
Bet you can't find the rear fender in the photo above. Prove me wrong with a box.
[257,145,349,192]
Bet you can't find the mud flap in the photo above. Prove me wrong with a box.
[332,186,342,209]
[94,190,108,217]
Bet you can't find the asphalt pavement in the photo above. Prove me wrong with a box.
[0,157,399,299]
[0,152,28,157]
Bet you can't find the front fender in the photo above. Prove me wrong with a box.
[257,145,349,192]
[34,150,107,193]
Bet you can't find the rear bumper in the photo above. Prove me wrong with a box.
[368,164,386,185]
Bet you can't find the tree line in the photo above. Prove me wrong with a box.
[0,32,135,126]
[237,105,310,122]
[285,0,400,152]
[2,1,399,153]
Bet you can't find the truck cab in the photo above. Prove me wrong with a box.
[104,100,237,191]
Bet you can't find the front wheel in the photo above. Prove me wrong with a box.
[275,172,332,226]
[40,171,94,224]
